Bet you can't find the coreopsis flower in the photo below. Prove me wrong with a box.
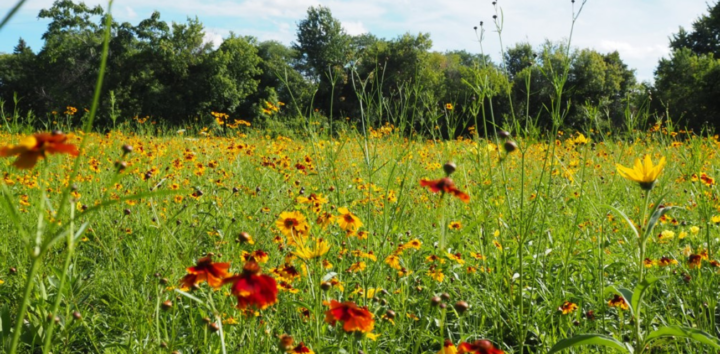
[276,211,310,240]
[420,177,470,203]
[448,221,462,230]
[457,340,504,354]
[293,238,330,260]
[445,103,454,110]
[224,261,278,310]
[573,133,590,145]
[658,256,678,266]
[616,155,666,190]
[558,301,578,315]
[688,254,703,269]
[438,339,458,354]
[0,131,79,169]
[324,300,375,333]
[180,255,230,289]
[608,294,628,310]
[337,207,363,232]
[289,342,314,354]
[700,173,715,186]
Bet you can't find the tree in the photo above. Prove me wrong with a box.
[293,5,349,82]
[670,2,720,58]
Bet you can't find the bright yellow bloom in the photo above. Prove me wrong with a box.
[275,211,309,244]
[616,155,666,190]
[337,207,363,232]
[293,238,330,260]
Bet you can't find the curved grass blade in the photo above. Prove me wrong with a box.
[645,326,720,349]
[548,334,631,354]
[0,0,26,32]
[604,204,639,239]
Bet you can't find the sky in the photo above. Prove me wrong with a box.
[0,0,711,82]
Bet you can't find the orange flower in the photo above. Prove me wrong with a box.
[224,261,278,310]
[420,177,470,203]
[0,131,79,169]
[324,300,375,333]
[457,340,504,354]
[180,255,230,289]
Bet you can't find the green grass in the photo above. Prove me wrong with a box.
[0,127,719,353]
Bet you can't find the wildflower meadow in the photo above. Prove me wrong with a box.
[1,1,720,354]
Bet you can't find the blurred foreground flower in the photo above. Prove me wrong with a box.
[420,177,470,203]
[458,340,504,354]
[438,339,458,354]
[324,299,374,333]
[0,131,78,169]
[180,255,230,289]
[224,261,278,310]
[616,155,666,190]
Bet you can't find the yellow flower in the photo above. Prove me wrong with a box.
[293,238,330,260]
[275,211,310,240]
[448,221,462,230]
[438,339,458,354]
[445,103,453,110]
[616,155,666,190]
[573,133,590,145]
[337,207,363,232]
[427,269,444,282]
[712,215,720,224]
[690,226,700,234]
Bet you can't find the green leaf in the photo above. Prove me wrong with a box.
[548,334,631,354]
[604,205,639,239]
[631,276,663,317]
[645,326,720,349]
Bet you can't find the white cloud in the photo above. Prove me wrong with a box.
[125,6,137,19]
[343,21,367,36]
[203,28,227,49]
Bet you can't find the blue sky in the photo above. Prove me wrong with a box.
[0,0,710,82]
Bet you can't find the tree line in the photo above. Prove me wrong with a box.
[1,0,719,135]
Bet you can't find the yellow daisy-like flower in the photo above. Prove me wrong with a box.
[293,238,330,260]
[616,155,666,190]
[275,211,310,244]
[337,207,363,232]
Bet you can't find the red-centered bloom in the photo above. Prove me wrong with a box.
[224,261,278,310]
[0,131,79,169]
[290,342,314,354]
[180,255,230,289]
[458,340,504,354]
[324,299,375,333]
[420,177,470,203]
[438,339,458,354]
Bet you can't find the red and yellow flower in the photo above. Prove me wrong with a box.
[324,300,375,333]
[180,255,230,289]
[0,131,79,169]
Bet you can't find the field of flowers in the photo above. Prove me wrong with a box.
[0,125,719,353]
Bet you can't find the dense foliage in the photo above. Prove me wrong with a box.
[0,0,646,136]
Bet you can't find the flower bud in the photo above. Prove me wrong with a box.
[454,300,469,314]
[504,140,518,153]
[443,162,456,176]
